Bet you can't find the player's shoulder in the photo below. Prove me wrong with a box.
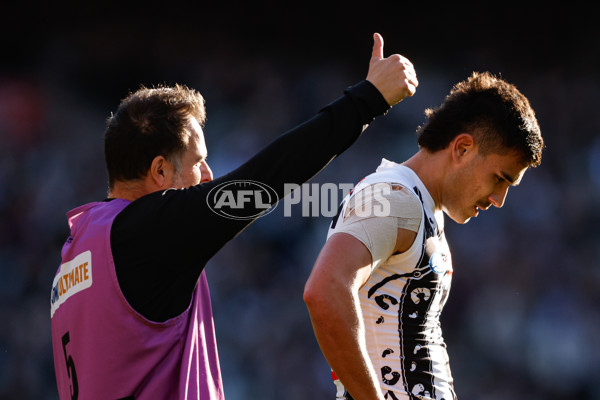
[352,181,421,204]
[345,181,422,221]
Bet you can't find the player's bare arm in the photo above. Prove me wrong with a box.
[304,225,416,400]
[304,233,385,400]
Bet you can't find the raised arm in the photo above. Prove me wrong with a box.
[114,34,419,323]
[200,33,419,251]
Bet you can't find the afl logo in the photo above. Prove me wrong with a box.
[429,251,449,274]
[207,180,279,220]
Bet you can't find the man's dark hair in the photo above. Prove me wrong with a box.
[104,84,206,189]
[417,72,544,166]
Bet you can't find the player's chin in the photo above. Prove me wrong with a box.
[459,216,472,224]
[448,209,474,225]
[452,216,472,225]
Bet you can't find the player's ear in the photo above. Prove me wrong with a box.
[451,134,476,163]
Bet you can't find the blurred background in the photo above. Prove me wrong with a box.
[1,1,599,399]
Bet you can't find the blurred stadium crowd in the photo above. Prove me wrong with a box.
[1,4,599,399]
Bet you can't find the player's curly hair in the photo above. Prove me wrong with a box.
[104,84,206,189]
[417,72,544,166]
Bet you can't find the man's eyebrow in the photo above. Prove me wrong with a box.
[501,171,520,186]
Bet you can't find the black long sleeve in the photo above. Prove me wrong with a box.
[110,80,389,322]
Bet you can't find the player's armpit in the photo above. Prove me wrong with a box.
[394,227,418,254]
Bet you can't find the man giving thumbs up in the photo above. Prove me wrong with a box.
[50,33,418,400]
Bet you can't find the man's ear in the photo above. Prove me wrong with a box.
[451,133,476,163]
[149,155,168,187]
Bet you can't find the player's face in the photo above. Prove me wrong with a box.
[169,117,213,188]
[443,150,528,224]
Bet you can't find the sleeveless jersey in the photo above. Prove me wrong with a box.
[50,199,224,400]
[329,159,456,400]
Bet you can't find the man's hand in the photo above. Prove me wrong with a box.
[366,33,418,106]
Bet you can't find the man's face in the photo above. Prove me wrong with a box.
[168,117,213,189]
[443,149,528,224]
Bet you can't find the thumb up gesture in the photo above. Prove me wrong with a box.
[366,33,418,106]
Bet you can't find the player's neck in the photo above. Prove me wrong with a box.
[402,149,445,210]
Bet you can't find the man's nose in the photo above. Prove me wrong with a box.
[489,186,509,208]
[200,161,213,183]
